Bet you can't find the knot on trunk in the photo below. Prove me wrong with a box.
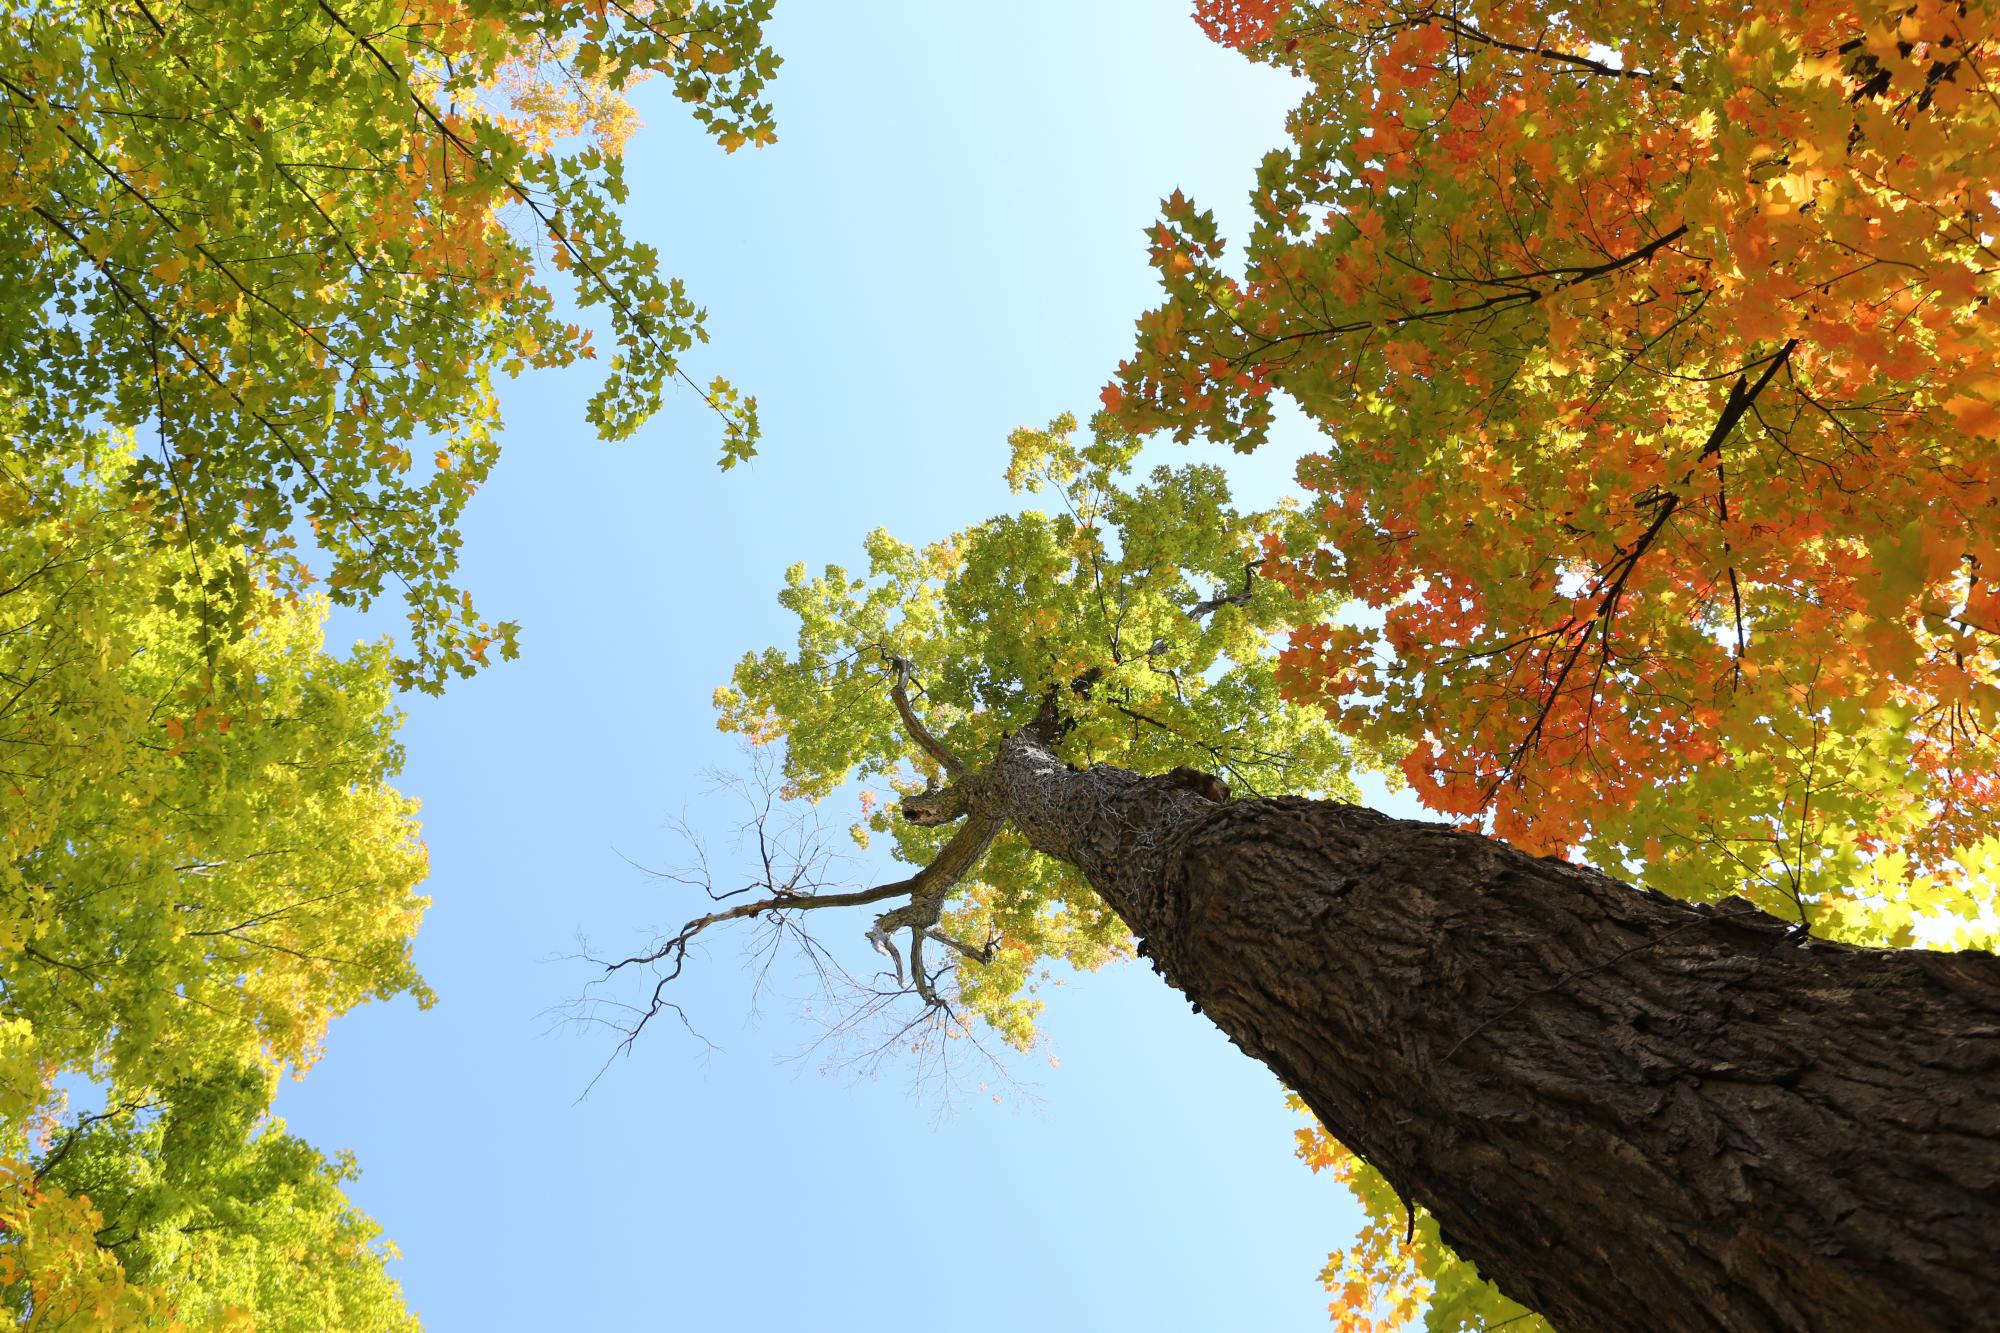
[1164,765,1230,803]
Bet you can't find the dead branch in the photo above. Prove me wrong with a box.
[578,695,1006,1073]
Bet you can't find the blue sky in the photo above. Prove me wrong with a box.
[278,6,1428,1328]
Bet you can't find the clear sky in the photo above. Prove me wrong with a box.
[276,5,1429,1328]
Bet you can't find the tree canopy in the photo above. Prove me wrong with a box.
[4,1066,419,1331]
[10,0,2000,1325]
[0,438,431,1103]
[0,427,431,1325]
[4,0,786,1319]
[1118,0,1998,881]
[3,0,775,692]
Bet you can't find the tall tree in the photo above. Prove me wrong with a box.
[1096,1,2000,1320]
[2,0,776,691]
[616,413,2000,1330]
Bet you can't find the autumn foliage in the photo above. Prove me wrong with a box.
[1124,0,2000,924]
[1192,0,1291,47]
[0,432,437,1326]
[12,0,2000,1322]
[1126,0,2000,1324]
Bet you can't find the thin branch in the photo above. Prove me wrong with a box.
[313,0,748,435]
[1436,14,1684,91]
[36,1099,157,1183]
[1486,340,1797,798]
[601,813,1002,1053]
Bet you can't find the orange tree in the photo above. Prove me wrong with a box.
[1108,1,2000,1325]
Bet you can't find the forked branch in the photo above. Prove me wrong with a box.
[866,814,1003,1004]
[1484,339,1798,799]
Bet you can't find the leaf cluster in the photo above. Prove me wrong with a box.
[1116,4,2000,1325]
[0,426,428,1324]
[3,1066,417,1331]
[1115,0,2000,878]
[1,0,777,691]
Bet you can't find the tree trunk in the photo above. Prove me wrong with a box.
[988,735,2000,1331]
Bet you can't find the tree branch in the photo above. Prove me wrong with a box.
[868,814,1003,1001]
[885,654,970,780]
[36,1099,157,1183]
[599,806,1003,1051]
[1189,561,1260,620]
[1434,15,1684,92]
[1486,339,1798,797]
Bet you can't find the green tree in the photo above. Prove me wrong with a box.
[602,414,1380,1046]
[2,0,776,692]
[0,436,431,1107]
[5,1067,417,1330]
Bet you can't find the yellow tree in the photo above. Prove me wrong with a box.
[0,428,433,1323]
[4,4,785,1318]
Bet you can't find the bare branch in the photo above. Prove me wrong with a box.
[606,879,919,982]
[591,798,1004,1060]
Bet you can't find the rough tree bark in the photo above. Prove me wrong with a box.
[987,733,2000,1332]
